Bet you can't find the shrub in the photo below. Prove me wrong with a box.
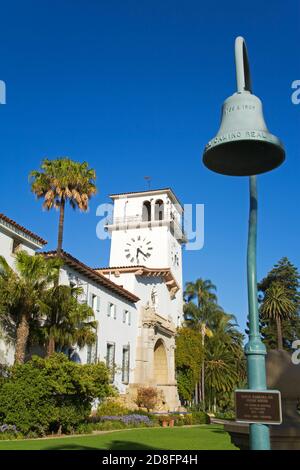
[214,410,235,420]
[0,424,18,434]
[134,409,153,417]
[95,420,125,431]
[76,420,126,434]
[97,399,129,417]
[157,414,172,425]
[183,414,193,425]
[136,386,158,411]
[191,411,210,425]
[0,432,23,440]
[134,409,159,425]
[174,416,185,426]
[0,424,22,440]
[75,423,95,434]
[188,403,206,412]
[0,353,113,436]
[100,414,153,427]
[77,414,154,434]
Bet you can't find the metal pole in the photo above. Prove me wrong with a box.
[244,175,270,450]
[234,38,270,450]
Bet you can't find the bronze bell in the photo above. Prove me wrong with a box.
[203,38,285,176]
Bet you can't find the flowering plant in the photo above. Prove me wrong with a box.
[100,414,152,426]
[0,424,18,434]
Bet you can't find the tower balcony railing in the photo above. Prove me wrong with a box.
[105,212,186,243]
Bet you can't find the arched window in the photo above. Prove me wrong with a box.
[142,200,151,222]
[155,199,164,221]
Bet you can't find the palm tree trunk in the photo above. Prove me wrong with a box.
[201,328,205,410]
[14,313,29,364]
[53,199,65,353]
[47,336,56,357]
[201,359,205,410]
[57,199,65,255]
[54,200,65,355]
[198,376,202,402]
[276,316,283,350]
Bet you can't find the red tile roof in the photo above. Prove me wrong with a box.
[0,213,47,245]
[42,250,139,303]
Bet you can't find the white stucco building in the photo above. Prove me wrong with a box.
[0,188,185,410]
[98,188,185,409]
[0,213,47,266]
[43,250,139,394]
[0,213,47,364]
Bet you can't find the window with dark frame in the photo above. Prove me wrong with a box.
[87,344,92,364]
[106,342,115,382]
[122,345,130,384]
[108,302,116,318]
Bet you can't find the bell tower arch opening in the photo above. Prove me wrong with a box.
[153,339,168,384]
[142,200,151,222]
[154,199,164,221]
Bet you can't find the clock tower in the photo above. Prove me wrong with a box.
[106,188,184,289]
[103,188,185,411]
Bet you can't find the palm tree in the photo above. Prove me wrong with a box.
[183,279,218,407]
[184,279,217,309]
[204,311,245,413]
[210,311,244,354]
[38,284,97,356]
[260,282,296,350]
[205,343,240,413]
[0,252,61,363]
[30,158,97,255]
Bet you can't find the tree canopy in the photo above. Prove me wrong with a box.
[258,257,300,351]
[30,158,97,254]
[177,277,245,412]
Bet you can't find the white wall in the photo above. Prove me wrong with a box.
[109,192,183,288]
[0,224,139,395]
[59,266,138,393]
[110,225,171,268]
[0,226,43,365]
[108,191,184,328]
[112,192,182,224]
[0,230,36,269]
[102,271,183,327]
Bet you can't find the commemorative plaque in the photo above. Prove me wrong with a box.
[235,390,282,425]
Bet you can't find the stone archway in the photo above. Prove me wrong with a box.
[153,339,168,384]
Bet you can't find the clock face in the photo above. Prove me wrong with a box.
[124,236,153,264]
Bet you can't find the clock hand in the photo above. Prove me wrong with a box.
[138,248,148,258]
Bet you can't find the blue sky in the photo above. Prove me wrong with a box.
[0,1,299,332]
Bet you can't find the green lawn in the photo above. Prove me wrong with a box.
[0,425,237,450]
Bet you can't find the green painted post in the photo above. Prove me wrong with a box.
[202,37,284,450]
[244,175,270,450]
